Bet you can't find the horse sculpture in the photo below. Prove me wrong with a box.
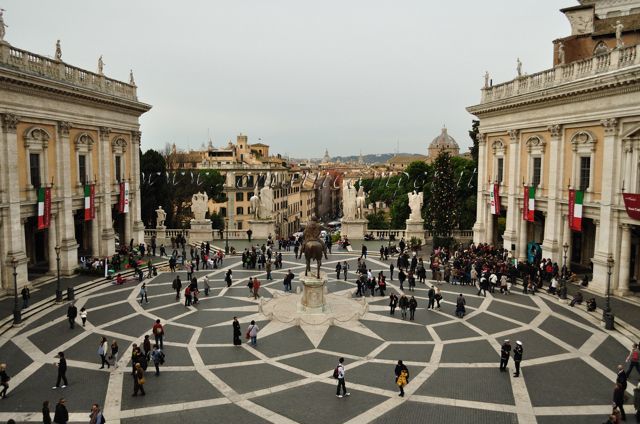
[303,240,328,279]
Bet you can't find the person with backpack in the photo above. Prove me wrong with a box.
[395,360,409,397]
[151,344,165,376]
[152,319,164,350]
[247,320,259,346]
[626,343,640,378]
[334,357,350,398]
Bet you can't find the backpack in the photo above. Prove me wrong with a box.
[98,413,106,424]
[332,366,339,379]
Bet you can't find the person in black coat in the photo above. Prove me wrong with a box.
[66,304,77,329]
[232,317,242,346]
[499,340,511,372]
[394,360,409,397]
[42,400,52,424]
[617,364,628,391]
[53,398,68,424]
[613,382,626,421]
[53,352,68,389]
[513,341,524,377]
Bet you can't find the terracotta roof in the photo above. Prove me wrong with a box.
[387,154,428,164]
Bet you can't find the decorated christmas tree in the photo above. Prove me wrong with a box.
[426,151,457,248]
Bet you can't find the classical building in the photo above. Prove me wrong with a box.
[467,0,640,295]
[0,36,151,291]
[426,126,460,164]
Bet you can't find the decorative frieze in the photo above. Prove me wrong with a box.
[547,124,561,138]
[58,121,71,137]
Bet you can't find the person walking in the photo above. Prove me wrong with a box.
[89,403,105,424]
[0,363,9,398]
[152,319,164,350]
[434,286,442,309]
[172,275,182,300]
[252,278,261,299]
[138,283,149,304]
[21,286,30,309]
[389,294,398,315]
[513,341,524,377]
[151,345,164,376]
[335,357,350,398]
[225,270,233,288]
[203,275,210,296]
[626,343,640,378]
[80,307,87,327]
[132,363,146,396]
[335,262,342,280]
[67,303,77,329]
[409,296,418,320]
[455,293,466,318]
[42,400,52,424]
[343,261,348,281]
[500,340,512,372]
[247,320,259,346]
[398,269,406,291]
[617,364,628,392]
[110,340,119,368]
[53,398,68,424]
[389,263,394,280]
[613,382,626,421]
[98,337,110,369]
[52,352,68,389]
[233,317,242,346]
[395,360,409,397]
[399,295,409,320]
[266,261,273,280]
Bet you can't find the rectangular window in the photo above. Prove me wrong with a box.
[247,176,254,187]
[220,208,227,217]
[532,157,542,186]
[579,156,591,191]
[29,153,41,187]
[235,192,243,201]
[114,156,122,182]
[237,221,243,230]
[236,207,243,215]
[497,158,504,184]
[78,155,87,185]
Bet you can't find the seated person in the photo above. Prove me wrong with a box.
[115,273,125,285]
[569,291,583,307]
[586,297,597,312]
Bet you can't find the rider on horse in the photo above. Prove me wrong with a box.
[300,214,327,259]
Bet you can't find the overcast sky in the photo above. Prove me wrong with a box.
[4,1,569,158]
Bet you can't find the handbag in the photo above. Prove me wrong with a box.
[138,377,145,385]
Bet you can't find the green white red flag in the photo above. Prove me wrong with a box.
[523,185,535,222]
[490,183,501,215]
[84,184,95,221]
[37,187,51,229]
[569,189,583,232]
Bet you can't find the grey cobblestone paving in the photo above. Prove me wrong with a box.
[360,319,433,341]
[376,343,434,362]
[467,312,523,334]
[495,329,568,359]
[441,340,500,363]
[487,301,540,324]
[414,367,515,404]
[372,401,519,424]
[212,363,301,394]
[538,315,593,349]
[433,321,482,340]
[121,404,270,424]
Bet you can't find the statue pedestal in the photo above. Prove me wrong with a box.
[248,219,275,240]
[299,272,327,313]
[405,219,425,243]
[341,219,367,240]
[189,219,212,244]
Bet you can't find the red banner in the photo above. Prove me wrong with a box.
[38,187,51,230]
[119,182,125,214]
[623,193,640,220]
[568,189,575,230]
[523,185,529,221]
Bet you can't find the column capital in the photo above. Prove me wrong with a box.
[99,126,111,139]
[508,129,520,141]
[476,133,486,145]
[600,118,619,135]
[1,113,20,134]
[58,121,71,138]
[593,218,600,226]
[547,124,562,138]
[131,130,142,145]
[620,223,632,231]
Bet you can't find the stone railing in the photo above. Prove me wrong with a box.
[144,228,249,242]
[365,228,473,242]
[0,43,138,100]
[480,44,640,104]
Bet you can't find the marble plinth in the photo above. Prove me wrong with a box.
[189,219,212,243]
[405,219,425,243]
[341,219,367,240]
[248,219,276,240]
[300,273,327,312]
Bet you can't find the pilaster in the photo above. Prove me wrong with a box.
[473,133,486,244]
[57,121,78,275]
[503,129,520,252]
[616,223,631,296]
[542,124,562,262]
[98,127,115,256]
[131,130,144,243]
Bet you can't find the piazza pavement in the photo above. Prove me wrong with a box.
[0,243,638,424]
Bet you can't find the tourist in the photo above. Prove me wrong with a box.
[513,341,523,377]
[335,357,350,398]
[408,270,416,291]
[151,345,164,376]
[172,275,182,300]
[434,286,442,308]
[89,403,105,424]
[52,352,68,389]
[0,363,9,398]
[110,340,119,368]
[132,363,146,396]
[634,384,640,422]
[266,260,273,280]
[613,382,626,421]
[399,295,409,320]
[395,360,409,397]
[284,270,295,292]
[42,400,52,424]
[152,319,164,350]
[409,296,418,320]
[377,277,386,296]
[389,294,398,315]
[225,270,233,288]
[184,285,192,306]
[53,398,68,424]
[143,335,152,360]
[398,269,406,291]
[427,286,435,309]
[389,263,394,280]
[626,343,640,378]
[343,261,349,280]
[500,340,511,372]
[232,317,242,346]
[80,307,87,327]
[247,278,254,296]
[361,245,367,259]
[98,337,110,369]
[203,275,210,296]
[67,303,78,329]
[569,292,583,307]
[616,364,627,391]
[21,285,30,309]
[247,320,259,346]
[253,277,261,299]
[455,294,466,318]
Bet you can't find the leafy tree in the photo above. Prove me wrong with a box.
[168,169,226,226]
[426,151,457,247]
[366,210,387,229]
[451,156,477,230]
[208,211,225,230]
[140,149,171,228]
[469,119,480,165]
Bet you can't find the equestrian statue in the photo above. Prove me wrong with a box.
[301,215,328,278]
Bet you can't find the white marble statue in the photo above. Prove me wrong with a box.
[98,55,105,75]
[516,58,522,77]
[55,40,62,61]
[259,184,274,219]
[155,206,166,228]
[408,190,424,221]
[0,9,8,42]
[558,42,565,66]
[190,192,209,221]
[129,69,136,86]
[342,180,357,220]
[484,71,490,88]
[614,20,624,48]
[355,186,366,219]
[249,193,261,219]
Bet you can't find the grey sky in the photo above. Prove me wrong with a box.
[5,1,569,158]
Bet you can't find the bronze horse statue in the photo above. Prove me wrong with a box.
[303,240,328,279]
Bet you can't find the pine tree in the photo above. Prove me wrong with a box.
[426,151,457,248]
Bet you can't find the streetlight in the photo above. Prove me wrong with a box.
[55,245,62,302]
[559,242,569,300]
[603,254,615,330]
[11,257,21,326]
[225,217,229,255]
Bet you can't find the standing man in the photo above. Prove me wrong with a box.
[335,357,350,398]
[408,296,418,320]
[361,244,367,259]
[616,364,628,391]
[253,277,261,299]
[21,286,30,309]
[335,262,342,280]
[52,352,68,389]
[152,319,164,350]
[342,261,349,281]
[427,286,435,310]
[151,344,164,376]
[53,398,69,424]
[513,341,524,377]
[172,275,182,300]
[66,303,78,329]
[389,294,398,315]
[89,403,105,424]
[389,263,394,280]
[499,340,512,372]
[247,229,253,243]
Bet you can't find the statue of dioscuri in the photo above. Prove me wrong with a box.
[355,186,366,219]
[0,9,8,42]
[190,192,209,221]
[155,206,166,227]
[408,190,424,221]
[249,193,261,219]
[259,173,274,219]
[342,180,357,220]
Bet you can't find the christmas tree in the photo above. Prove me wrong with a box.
[426,150,457,248]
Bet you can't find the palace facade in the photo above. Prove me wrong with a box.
[467,1,640,295]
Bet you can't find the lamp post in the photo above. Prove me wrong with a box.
[225,217,229,255]
[559,242,569,299]
[55,245,62,302]
[603,254,615,330]
[11,257,21,326]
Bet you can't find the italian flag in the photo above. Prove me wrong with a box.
[37,187,51,229]
[524,186,535,222]
[84,184,95,221]
[490,183,501,215]
[569,189,583,232]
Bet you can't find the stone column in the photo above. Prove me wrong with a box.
[562,213,572,270]
[57,122,79,275]
[91,206,100,256]
[519,210,528,261]
[131,131,145,243]
[124,179,132,245]
[503,130,520,252]
[485,197,494,245]
[592,119,619,294]
[1,113,28,290]
[617,224,631,295]
[98,127,115,257]
[542,125,562,262]
[473,133,486,244]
